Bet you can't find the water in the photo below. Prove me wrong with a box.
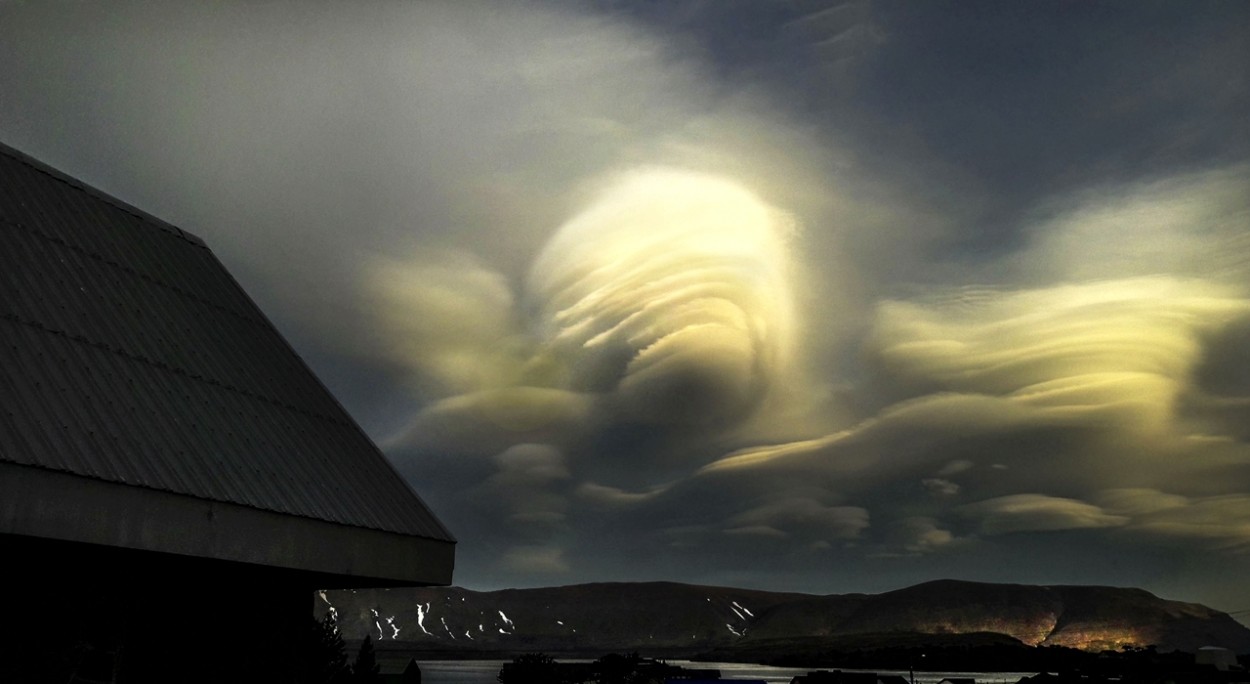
[409,659,1036,684]
[410,660,506,683]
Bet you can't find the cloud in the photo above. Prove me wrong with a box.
[388,388,593,459]
[489,443,571,484]
[923,478,960,497]
[1129,497,1250,551]
[892,517,959,555]
[687,165,1250,570]
[723,525,789,539]
[1097,488,1192,517]
[382,167,829,493]
[1018,166,1250,286]
[368,251,527,398]
[575,482,667,508]
[869,277,1250,432]
[1100,488,1250,552]
[937,460,974,476]
[2,1,845,367]
[473,444,571,532]
[961,494,1129,536]
[703,392,1067,480]
[501,545,571,575]
[727,499,869,541]
[528,168,800,429]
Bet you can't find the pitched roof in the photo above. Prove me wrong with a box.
[0,142,453,548]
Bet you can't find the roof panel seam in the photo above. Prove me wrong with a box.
[0,215,264,329]
[0,312,354,429]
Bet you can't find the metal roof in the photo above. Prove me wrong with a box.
[0,142,454,544]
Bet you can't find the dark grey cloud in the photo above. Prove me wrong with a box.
[3,0,1249,618]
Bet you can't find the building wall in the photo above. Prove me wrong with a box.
[1,533,334,683]
[1,463,454,587]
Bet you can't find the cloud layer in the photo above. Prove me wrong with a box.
[2,0,1249,614]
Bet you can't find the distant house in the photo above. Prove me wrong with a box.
[380,658,423,684]
[0,142,455,683]
[1196,646,1238,671]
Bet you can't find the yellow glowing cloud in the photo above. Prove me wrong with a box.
[702,391,1058,475]
[872,277,1250,431]
[391,387,592,457]
[703,430,854,473]
[369,251,527,395]
[692,169,1250,557]
[529,168,799,426]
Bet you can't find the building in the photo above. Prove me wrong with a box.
[1197,647,1238,672]
[792,672,907,684]
[0,142,455,683]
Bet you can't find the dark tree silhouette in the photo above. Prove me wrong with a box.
[593,652,646,684]
[498,652,560,684]
[352,635,380,683]
[305,612,350,684]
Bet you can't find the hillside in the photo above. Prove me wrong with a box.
[321,579,1250,658]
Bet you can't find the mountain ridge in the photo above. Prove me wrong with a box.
[321,579,1250,657]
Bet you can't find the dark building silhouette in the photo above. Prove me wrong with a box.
[379,658,422,684]
[0,142,455,683]
[792,673,916,684]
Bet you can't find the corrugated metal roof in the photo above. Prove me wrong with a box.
[0,142,454,543]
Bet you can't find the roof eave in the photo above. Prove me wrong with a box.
[0,462,454,587]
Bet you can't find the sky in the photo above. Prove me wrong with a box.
[3,0,1250,617]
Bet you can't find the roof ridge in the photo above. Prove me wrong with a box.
[0,142,455,545]
[0,140,206,247]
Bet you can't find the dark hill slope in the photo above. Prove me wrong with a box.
[322,579,1250,657]
[1048,584,1249,652]
[325,581,815,655]
[822,580,1248,652]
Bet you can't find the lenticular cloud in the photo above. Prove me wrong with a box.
[527,169,798,427]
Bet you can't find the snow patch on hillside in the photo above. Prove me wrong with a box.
[370,609,383,640]
[498,610,515,634]
[414,603,433,636]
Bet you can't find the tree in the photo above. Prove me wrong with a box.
[352,635,380,683]
[498,653,560,684]
[593,652,644,684]
[305,612,350,684]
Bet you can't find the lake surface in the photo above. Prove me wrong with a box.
[410,659,1036,684]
